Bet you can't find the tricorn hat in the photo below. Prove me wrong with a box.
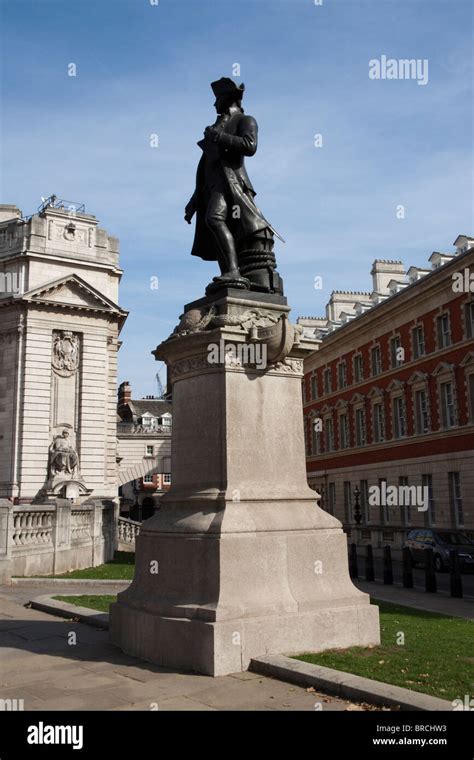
[211,77,245,100]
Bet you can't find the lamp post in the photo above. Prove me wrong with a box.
[353,485,362,525]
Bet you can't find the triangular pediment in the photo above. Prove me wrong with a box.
[407,371,428,385]
[460,351,474,368]
[21,274,125,316]
[367,385,384,398]
[387,378,405,392]
[432,361,454,376]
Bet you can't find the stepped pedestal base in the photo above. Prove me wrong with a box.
[110,291,380,675]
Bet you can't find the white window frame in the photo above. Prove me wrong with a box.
[353,353,364,383]
[343,481,352,524]
[324,416,334,453]
[422,473,435,526]
[379,478,388,525]
[392,394,407,439]
[360,479,370,524]
[354,406,366,447]
[372,401,385,443]
[339,412,349,449]
[440,380,456,428]
[371,345,382,377]
[323,367,332,395]
[464,300,474,339]
[311,414,322,455]
[399,475,411,526]
[449,471,464,527]
[390,334,402,368]
[412,323,425,359]
[436,312,451,350]
[337,361,347,390]
[414,387,430,434]
[460,353,474,424]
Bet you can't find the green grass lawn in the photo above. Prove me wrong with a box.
[53,594,117,613]
[295,601,474,702]
[48,551,135,580]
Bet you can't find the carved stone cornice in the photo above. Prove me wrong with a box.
[168,352,304,382]
[169,354,210,380]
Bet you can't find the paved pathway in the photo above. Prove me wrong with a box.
[1,581,130,607]
[0,585,373,711]
[355,579,474,619]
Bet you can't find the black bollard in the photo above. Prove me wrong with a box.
[349,542,358,579]
[402,546,414,589]
[383,545,393,585]
[424,547,437,593]
[365,544,375,581]
[449,549,463,599]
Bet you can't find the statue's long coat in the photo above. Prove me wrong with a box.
[189,110,276,261]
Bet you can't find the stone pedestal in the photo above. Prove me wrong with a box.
[110,290,380,676]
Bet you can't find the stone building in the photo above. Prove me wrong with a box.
[300,235,474,553]
[0,197,127,579]
[117,381,172,520]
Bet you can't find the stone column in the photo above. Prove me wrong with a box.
[110,290,380,676]
[0,500,13,585]
[51,499,71,575]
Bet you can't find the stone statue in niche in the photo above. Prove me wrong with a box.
[52,331,80,376]
[48,429,79,477]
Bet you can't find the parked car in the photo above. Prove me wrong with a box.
[404,529,474,573]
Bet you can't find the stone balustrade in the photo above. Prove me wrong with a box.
[0,499,118,584]
[117,516,140,548]
[12,510,54,546]
[117,422,171,435]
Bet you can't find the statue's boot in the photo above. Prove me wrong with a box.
[211,225,241,279]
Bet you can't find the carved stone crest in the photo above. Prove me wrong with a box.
[52,331,80,376]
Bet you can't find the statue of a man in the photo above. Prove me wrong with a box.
[48,429,79,477]
[185,77,283,293]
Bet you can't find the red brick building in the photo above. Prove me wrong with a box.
[300,236,474,552]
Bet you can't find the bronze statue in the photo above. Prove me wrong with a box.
[185,77,284,296]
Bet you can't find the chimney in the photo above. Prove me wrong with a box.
[326,291,369,322]
[371,260,405,295]
[118,380,132,407]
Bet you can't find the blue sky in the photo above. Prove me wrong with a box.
[1,0,472,397]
